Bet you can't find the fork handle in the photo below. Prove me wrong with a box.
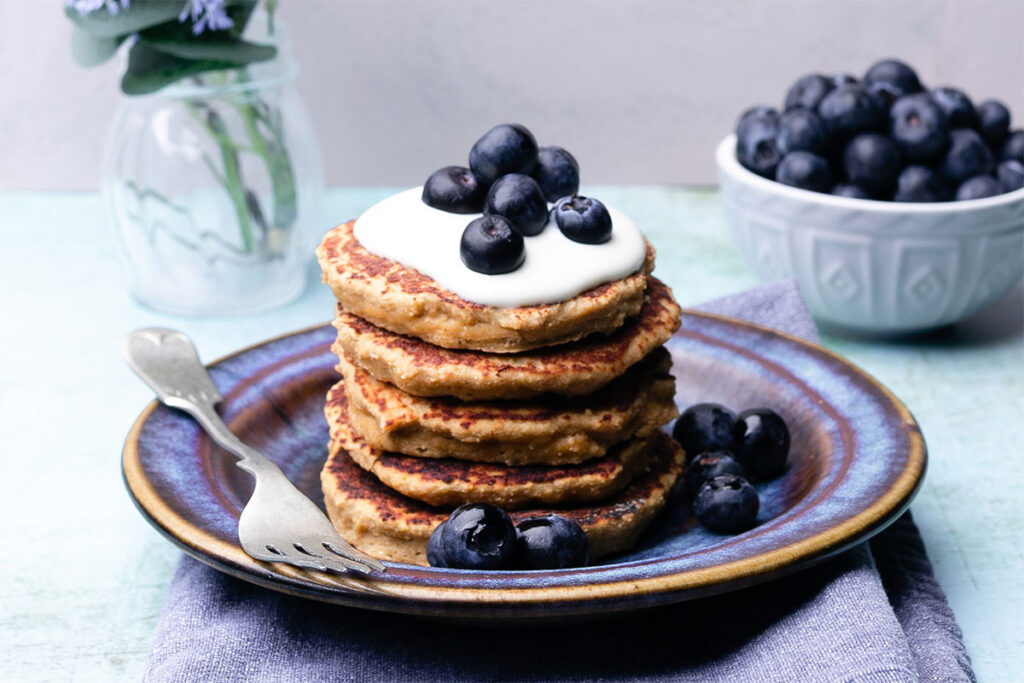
[123,328,277,478]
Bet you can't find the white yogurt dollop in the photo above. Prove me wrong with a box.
[353,187,647,308]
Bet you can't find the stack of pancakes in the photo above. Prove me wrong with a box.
[315,220,685,566]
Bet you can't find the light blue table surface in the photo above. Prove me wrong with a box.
[1,187,1021,681]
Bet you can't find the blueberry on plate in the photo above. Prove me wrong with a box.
[437,503,518,570]
[976,100,1011,147]
[831,73,859,88]
[684,451,745,499]
[531,146,580,202]
[672,403,737,461]
[483,173,549,236]
[784,74,834,111]
[894,165,951,202]
[460,215,525,275]
[421,166,486,213]
[736,117,782,178]
[775,151,833,193]
[955,175,1002,201]
[469,123,539,186]
[427,522,448,567]
[889,93,950,164]
[732,408,790,481]
[777,109,828,155]
[930,87,977,129]
[553,195,613,244]
[864,59,923,96]
[1002,130,1024,162]
[831,182,873,199]
[941,129,994,184]
[693,474,760,535]
[817,85,886,140]
[515,514,589,569]
[735,106,779,139]
[843,133,902,197]
[997,160,1024,192]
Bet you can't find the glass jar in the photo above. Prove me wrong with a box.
[102,22,323,315]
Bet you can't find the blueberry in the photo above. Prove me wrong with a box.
[997,160,1024,192]
[817,85,886,140]
[531,146,580,202]
[777,109,828,155]
[941,129,994,184]
[672,403,737,461]
[736,117,782,178]
[930,87,977,129]
[867,80,906,110]
[693,475,759,535]
[483,173,549,236]
[976,100,1011,147]
[735,106,778,139]
[784,74,834,111]
[843,133,902,197]
[437,503,518,570]
[889,94,950,164]
[427,522,448,568]
[460,215,525,275]
[894,165,951,202]
[553,195,613,244]
[1002,130,1024,162]
[469,123,539,187]
[831,182,873,199]
[515,515,589,569]
[684,451,745,499]
[775,151,833,193]
[831,73,859,88]
[732,408,790,481]
[421,166,486,213]
[864,59,923,96]
[955,175,1002,201]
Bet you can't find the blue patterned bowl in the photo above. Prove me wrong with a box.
[716,135,1024,333]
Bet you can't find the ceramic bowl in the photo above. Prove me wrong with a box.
[716,135,1024,334]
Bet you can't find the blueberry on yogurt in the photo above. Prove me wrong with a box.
[460,215,525,275]
[483,173,549,236]
[421,166,486,213]
[531,146,580,202]
[553,195,613,244]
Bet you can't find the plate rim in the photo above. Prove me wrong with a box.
[122,311,926,618]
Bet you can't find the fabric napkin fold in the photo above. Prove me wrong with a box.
[144,280,974,682]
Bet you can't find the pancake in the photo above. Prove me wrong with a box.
[332,277,682,402]
[320,429,685,566]
[326,385,657,508]
[316,220,655,354]
[335,347,678,465]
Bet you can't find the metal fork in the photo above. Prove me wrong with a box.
[124,327,386,576]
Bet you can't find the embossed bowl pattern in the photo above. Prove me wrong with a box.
[716,135,1024,333]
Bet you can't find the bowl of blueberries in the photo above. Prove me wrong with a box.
[717,58,1024,334]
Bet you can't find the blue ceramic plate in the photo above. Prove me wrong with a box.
[122,312,925,621]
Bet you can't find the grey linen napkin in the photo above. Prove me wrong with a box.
[144,281,974,683]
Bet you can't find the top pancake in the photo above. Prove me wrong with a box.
[316,220,655,354]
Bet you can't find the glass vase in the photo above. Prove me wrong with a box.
[102,25,323,315]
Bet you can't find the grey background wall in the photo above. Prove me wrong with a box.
[2,0,1022,190]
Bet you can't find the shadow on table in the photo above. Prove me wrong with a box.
[820,283,1023,349]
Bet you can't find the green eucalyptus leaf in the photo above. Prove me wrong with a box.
[65,0,185,39]
[121,40,237,95]
[139,22,275,65]
[70,24,125,67]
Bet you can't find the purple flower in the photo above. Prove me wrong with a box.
[178,0,235,35]
[65,0,129,15]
